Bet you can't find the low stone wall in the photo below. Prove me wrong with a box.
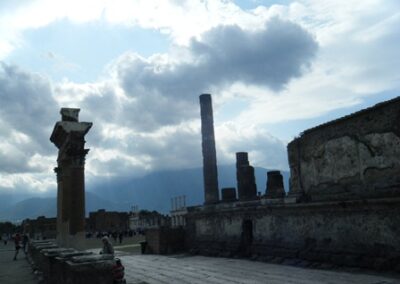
[186,197,400,271]
[145,227,185,254]
[28,240,115,284]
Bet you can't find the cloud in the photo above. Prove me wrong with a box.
[0,0,268,59]
[114,17,317,131]
[216,122,288,170]
[0,64,59,167]
[2,0,399,200]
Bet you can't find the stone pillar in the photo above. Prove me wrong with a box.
[200,94,219,204]
[287,138,305,199]
[50,108,92,249]
[236,152,257,200]
[265,171,286,198]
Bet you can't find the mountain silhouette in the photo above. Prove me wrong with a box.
[1,165,289,221]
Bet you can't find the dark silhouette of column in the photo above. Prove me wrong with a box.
[236,152,257,200]
[221,188,237,202]
[50,108,92,249]
[265,170,286,198]
[200,94,219,204]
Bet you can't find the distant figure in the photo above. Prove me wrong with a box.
[118,232,123,244]
[112,258,126,284]
[22,234,29,254]
[112,231,118,243]
[100,236,114,256]
[2,233,7,245]
[13,233,21,260]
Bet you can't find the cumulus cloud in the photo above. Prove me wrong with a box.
[216,122,288,170]
[53,16,308,176]
[113,17,317,131]
[0,0,271,59]
[47,17,315,178]
[0,63,59,175]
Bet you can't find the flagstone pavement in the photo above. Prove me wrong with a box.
[118,253,400,284]
[1,241,400,284]
[0,242,37,284]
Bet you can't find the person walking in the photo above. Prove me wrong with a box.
[13,233,21,260]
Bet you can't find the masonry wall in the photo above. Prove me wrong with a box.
[186,198,400,270]
[287,97,400,201]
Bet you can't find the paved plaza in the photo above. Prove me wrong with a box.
[1,241,400,283]
[119,253,400,284]
[0,242,37,284]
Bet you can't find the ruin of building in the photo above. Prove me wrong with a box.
[184,95,400,271]
[27,108,116,284]
[86,209,129,233]
[129,209,170,232]
[265,170,285,198]
[22,216,57,240]
[170,195,187,227]
[50,108,92,249]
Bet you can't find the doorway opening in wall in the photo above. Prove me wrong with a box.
[241,220,253,256]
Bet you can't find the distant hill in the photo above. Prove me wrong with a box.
[0,165,289,221]
[0,192,124,222]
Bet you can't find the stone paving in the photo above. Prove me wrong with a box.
[1,241,400,284]
[119,254,400,284]
[0,242,38,284]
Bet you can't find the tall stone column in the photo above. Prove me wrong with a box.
[50,108,92,249]
[200,94,219,204]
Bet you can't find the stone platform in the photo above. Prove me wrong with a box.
[119,254,400,284]
[2,241,400,284]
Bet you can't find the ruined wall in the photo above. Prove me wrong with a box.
[186,198,400,270]
[287,97,400,201]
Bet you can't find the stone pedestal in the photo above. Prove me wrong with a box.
[265,171,286,198]
[50,108,92,249]
[236,152,257,200]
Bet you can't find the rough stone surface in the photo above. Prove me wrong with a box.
[119,254,400,284]
[287,97,400,201]
[145,227,185,254]
[186,197,400,271]
[236,152,257,200]
[28,239,117,284]
[265,171,286,198]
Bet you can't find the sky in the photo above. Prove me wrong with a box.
[0,0,399,199]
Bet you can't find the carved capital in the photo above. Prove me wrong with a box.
[54,167,62,182]
[70,154,87,168]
